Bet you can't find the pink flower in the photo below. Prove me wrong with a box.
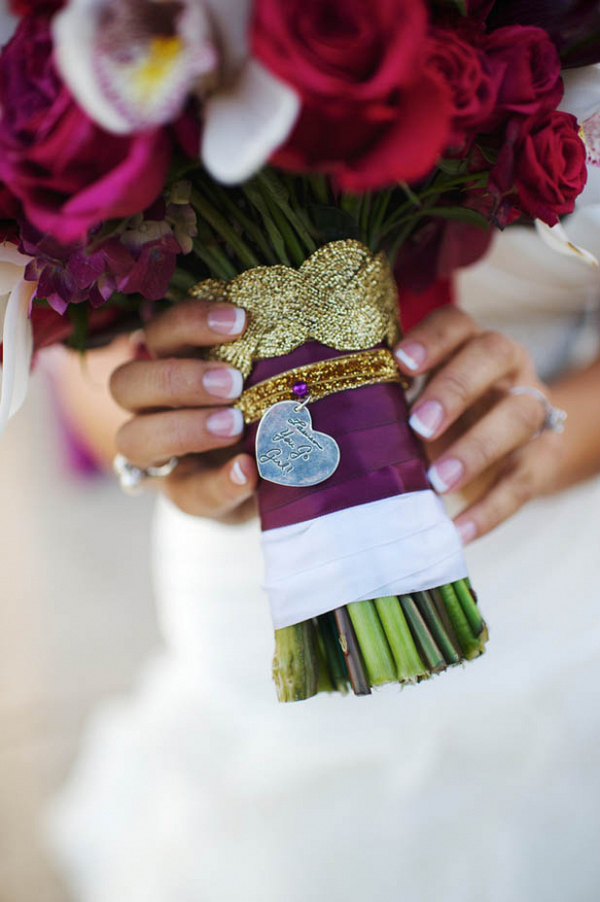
[0,15,172,243]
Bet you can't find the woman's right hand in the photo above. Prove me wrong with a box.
[109,299,258,523]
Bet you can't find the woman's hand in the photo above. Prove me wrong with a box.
[394,306,565,544]
[110,299,259,523]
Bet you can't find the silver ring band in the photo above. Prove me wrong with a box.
[113,453,179,495]
[508,386,567,437]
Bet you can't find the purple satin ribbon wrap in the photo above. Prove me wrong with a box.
[243,342,430,531]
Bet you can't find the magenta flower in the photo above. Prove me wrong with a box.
[0,14,172,243]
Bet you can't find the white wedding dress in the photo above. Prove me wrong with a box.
[47,208,600,902]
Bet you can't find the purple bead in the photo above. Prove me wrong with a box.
[292,380,308,398]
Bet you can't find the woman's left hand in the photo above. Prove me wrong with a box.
[394,306,565,544]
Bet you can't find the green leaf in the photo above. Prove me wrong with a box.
[308,204,360,242]
[475,144,498,165]
[425,206,490,228]
[436,158,468,176]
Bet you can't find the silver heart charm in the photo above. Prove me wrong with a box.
[255,400,341,487]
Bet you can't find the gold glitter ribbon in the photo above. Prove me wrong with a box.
[190,239,402,378]
[234,348,407,424]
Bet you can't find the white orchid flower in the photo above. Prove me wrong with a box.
[537,64,600,265]
[52,0,300,185]
[0,244,35,435]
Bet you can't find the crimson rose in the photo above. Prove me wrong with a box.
[513,111,587,225]
[427,29,496,145]
[482,26,563,126]
[252,0,452,190]
[0,15,172,243]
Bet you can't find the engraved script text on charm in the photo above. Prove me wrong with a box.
[255,401,341,487]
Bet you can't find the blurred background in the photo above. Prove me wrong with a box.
[0,365,160,902]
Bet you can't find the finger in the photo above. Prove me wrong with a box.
[144,299,246,357]
[161,453,258,522]
[426,391,546,494]
[110,358,244,412]
[407,332,530,441]
[452,458,539,544]
[394,306,481,375]
[116,407,244,468]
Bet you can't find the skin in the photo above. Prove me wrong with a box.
[69,298,600,539]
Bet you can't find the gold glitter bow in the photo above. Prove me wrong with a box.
[190,239,401,377]
[234,348,407,424]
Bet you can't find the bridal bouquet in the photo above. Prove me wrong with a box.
[0,0,595,700]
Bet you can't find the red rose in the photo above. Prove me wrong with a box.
[0,16,172,243]
[513,110,587,225]
[482,25,562,125]
[252,0,452,190]
[426,29,496,144]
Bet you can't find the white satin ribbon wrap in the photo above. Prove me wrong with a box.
[261,489,468,629]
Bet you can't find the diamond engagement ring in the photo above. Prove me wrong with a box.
[508,386,567,438]
[113,454,180,495]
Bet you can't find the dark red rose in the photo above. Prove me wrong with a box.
[399,279,453,333]
[482,26,563,126]
[0,16,172,243]
[426,29,496,144]
[487,1,600,67]
[252,0,453,190]
[513,110,587,225]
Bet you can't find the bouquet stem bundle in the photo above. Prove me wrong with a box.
[274,580,487,702]
[167,166,489,702]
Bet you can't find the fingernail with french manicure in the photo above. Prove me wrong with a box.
[409,400,444,438]
[395,342,427,371]
[230,458,249,486]
[427,457,464,493]
[207,306,246,336]
[206,408,244,437]
[203,367,243,400]
[457,520,477,544]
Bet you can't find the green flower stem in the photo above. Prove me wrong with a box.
[428,587,462,653]
[241,182,291,266]
[412,591,461,665]
[308,174,330,206]
[197,179,279,266]
[340,192,362,223]
[452,579,485,637]
[368,188,394,250]
[272,622,320,703]
[317,613,350,694]
[262,192,306,267]
[315,629,334,693]
[399,595,446,673]
[254,170,317,256]
[333,607,371,696]
[346,600,396,687]
[359,191,372,239]
[191,188,260,271]
[192,236,236,281]
[437,583,482,660]
[374,596,427,683]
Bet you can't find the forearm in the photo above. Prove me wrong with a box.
[548,355,600,492]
